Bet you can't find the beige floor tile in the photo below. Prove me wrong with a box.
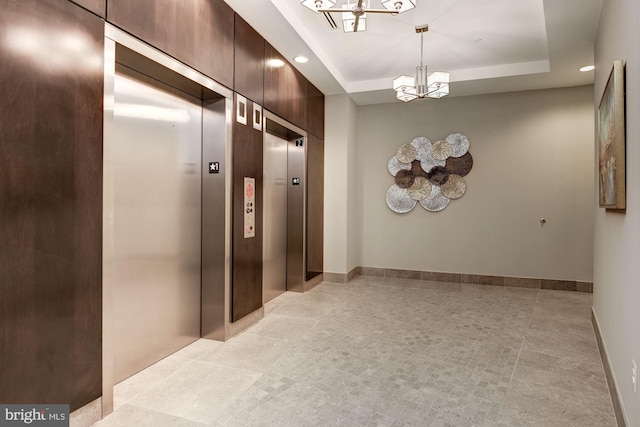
[129,361,261,424]
[95,278,617,427]
[95,404,206,427]
[197,333,290,373]
[114,354,194,406]
[270,295,335,318]
[171,338,225,360]
[242,313,319,341]
[263,291,300,315]
[522,328,603,366]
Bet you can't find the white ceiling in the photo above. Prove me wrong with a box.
[223,0,603,105]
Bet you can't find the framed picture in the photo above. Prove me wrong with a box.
[236,94,247,125]
[598,60,626,210]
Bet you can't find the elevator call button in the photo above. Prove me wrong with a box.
[244,177,256,238]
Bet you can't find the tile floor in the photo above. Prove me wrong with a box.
[94,276,617,427]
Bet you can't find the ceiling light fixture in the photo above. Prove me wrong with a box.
[579,65,595,72]
[301,0,416,33]
[266,58,285,68]
[294,55,309,63]
[393,25,449,102]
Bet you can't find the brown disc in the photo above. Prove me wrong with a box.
[395,169,415,189]
[428,166,449,186]
[444,152,473,177]
[411,159,429,178]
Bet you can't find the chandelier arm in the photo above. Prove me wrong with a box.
[316,8,397,14]
[354,14,360,31]
[358,9,398,13]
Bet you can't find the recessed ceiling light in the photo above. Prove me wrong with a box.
[294,56,309,64]
[579,65,595,72]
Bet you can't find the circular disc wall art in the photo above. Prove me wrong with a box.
[410,136,431,161]
[420,185,450,212]
[386,185,417,213]
[407,176,432,201]
[388,155,412,176]
[420,151,446,175]
[397,144,418,163]
[440,174,467,199]
[446,133,470,158]
[395,169,415,188]
[432,140,453,160]
[444,152,473,177]
[386,134,473,213]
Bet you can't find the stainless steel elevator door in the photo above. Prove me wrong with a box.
[263,132,288,303]
[112,70,202,383]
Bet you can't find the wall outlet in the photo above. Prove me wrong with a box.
[633,360,637,394]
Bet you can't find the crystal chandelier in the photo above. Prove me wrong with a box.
[393,25,449,101]
[301,0,416,33]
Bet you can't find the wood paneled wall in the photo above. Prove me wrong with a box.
[308,82,325,139]
[264,42,309,130]
[107,0,234,88]
[306,134,324,280]
[231,96,264,321]
[306,83,324,280]
[0,0,325,412]
[70,0,105,17]
[0,0,103,411]
[234,15,265,106]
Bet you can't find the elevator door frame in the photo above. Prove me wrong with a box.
[102,24,233,418]
[262,112,308,297]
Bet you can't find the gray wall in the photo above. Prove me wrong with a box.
[355,86,595,282]
[324,94,359,275]
[593,0,640,424]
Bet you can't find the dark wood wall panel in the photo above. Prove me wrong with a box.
[306,135,324,280]
[264,42,309,130]
[234,14,264,105]
[308,82,325,139]
[107,0,234,88]
[0,0,103,411]
[231,96,264,322]
[70,0,105,17]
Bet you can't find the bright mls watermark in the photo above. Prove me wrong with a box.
[0,405,68,427]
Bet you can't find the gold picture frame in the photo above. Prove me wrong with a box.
[598,60,626,210]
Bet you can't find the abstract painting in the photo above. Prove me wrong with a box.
[598,60,626,210]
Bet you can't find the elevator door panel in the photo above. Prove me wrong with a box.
[263,133,288,303]
[112,71,202,383]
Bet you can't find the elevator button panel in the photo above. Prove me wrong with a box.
[244,177,256,238]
